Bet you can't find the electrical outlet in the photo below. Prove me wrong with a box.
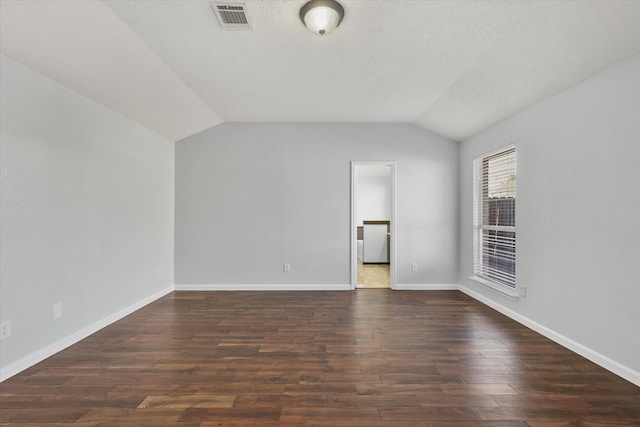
[520,286,527,298]
[283,263,291,272]
[0,320,10,340]
[411,263,418,272]
[53,302,63,320]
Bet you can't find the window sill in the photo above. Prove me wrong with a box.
[468,276,520,301]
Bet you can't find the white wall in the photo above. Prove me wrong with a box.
[175,123,458,287]
[0,55,175,379]
[355,171,391,226]
[458,54,640,383]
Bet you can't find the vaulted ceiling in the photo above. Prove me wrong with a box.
[1,0,639,142]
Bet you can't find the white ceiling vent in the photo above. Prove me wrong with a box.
[212,2,251,30]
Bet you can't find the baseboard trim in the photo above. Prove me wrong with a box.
[394,284,459,291]
[175,284,353,291]
[0,285,174,382]
[459,285,640,387]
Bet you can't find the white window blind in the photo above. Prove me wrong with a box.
[473,146,516,289]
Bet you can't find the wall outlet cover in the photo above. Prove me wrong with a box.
[0,320,10,339]
[53,302,63,320]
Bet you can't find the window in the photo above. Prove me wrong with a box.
[473,146,516,290]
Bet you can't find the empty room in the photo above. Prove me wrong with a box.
[1,0,639,425]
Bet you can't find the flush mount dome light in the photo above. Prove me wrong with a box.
[300,0,344,36]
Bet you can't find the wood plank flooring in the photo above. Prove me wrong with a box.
[1,290,639,426]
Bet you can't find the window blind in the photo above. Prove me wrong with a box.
[473,146,516,288]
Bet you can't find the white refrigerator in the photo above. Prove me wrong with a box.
[363,222,389,263]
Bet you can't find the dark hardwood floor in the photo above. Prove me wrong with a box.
[1,290,639,426]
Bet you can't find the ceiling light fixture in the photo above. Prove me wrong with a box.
[300,0,344,36]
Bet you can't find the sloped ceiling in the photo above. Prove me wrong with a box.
[1,0,639,142]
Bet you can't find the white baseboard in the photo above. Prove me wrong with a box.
[394,283,459,291]
[175,284,353,291]
[459,285,640,387]
[0,285,174,382]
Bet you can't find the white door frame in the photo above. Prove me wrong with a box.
[350,161,396,290]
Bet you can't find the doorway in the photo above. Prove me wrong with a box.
[351,161,395,290]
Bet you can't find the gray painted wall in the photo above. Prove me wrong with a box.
[175,123,459,286]
[0,55,175,376]
[459,54,640,375]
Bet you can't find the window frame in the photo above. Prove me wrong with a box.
[471,145,519,299]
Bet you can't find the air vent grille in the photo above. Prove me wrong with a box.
[212,3,251,30]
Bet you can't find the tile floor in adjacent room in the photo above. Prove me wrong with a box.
[357,261,390,288]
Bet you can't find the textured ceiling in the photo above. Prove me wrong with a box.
[1,0,639,142]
